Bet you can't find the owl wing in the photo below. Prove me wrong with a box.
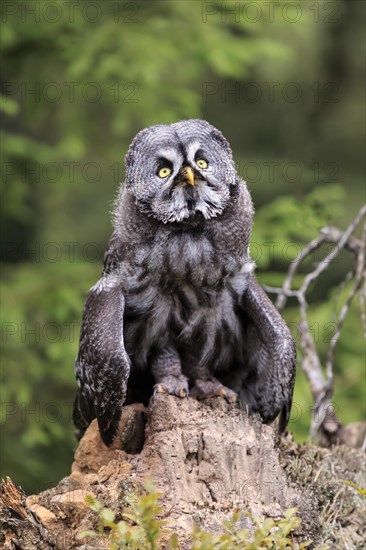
[73,233,130,446]
[238,275,296,432]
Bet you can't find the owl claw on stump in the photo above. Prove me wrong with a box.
[153,375,189,398]
[153,385,189,398]
[190,378,238,404]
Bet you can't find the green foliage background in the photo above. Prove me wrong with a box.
[1,0,365,492]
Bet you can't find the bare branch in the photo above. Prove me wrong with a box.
[298,294,326,399]
[357,220,366,338]
[299,204,366,297]
[325,269,364,382]
[275,204,366,311]
[320,226,363,254]
[275,234,327,311]
[262,286,300,298]
[264,204,366,444]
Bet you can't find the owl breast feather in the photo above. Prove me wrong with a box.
[121,231,252,371]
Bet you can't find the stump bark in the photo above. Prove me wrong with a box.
[1,395,365,549]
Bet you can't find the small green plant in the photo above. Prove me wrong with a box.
[78,482,328,549]
[190,508,328,549]
[78,480,165,550]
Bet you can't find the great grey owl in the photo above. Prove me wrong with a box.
[73,119,296,446]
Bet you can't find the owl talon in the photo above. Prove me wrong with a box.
[218,387,226,398]
[154,384,168,395]
[190,378,238,403]
[153,376,189,399]
[224,390,238,404]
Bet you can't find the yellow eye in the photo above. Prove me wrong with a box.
[158,166,171,178]
[196,158,208,169]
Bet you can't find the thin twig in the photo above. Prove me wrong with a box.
[320,226,363,255]
[325,270,364,382]
[357,221,366,338]
[276,206,366,311]
[331,270,354,323]
[298,293,326,400]
[262,286,299,298]
[299,205,366,297]
[275,234,327,311]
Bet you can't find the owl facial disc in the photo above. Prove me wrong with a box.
[124,119,236,224]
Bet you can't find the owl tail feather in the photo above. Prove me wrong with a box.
[72,390,94,441]
[278,402,292,434]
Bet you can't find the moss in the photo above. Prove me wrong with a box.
[279,437,366,549]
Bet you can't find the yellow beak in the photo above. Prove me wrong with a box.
[182,165,195,186]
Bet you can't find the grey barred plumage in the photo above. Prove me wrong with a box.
[73,119,296,446]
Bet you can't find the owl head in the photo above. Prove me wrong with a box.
[124,119,238,224]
